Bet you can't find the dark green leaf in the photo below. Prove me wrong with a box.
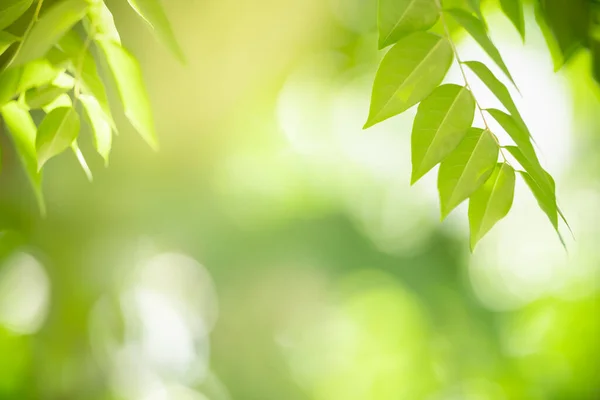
[378,0,439,49]
[411,84,475,183]
[500,0,525,41]
[446,8,517,89]
[438,128,498,218]
[365,32,453,128]
[0,31,19,56]
[469,162,515,250]
[11,0,89,67]
[0,0,33,30]
[97,39,158,150]
[126,0,185,62]
[80,93,112,165]
[36,106,80,169]
[0,101,44,213]
[466,0,485,23]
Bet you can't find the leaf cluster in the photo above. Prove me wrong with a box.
[366,0,570,250]
[0,0,183,214]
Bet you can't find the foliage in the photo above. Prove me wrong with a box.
[364,0,595,250]
[0,0,182,213]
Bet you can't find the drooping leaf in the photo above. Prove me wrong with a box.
[364,32,453,128]
[446,8,517,89]
[24,84,70,108]
[411,84,475,183]
[504,145,551,196]
[438,128,498,218]
[126,0,185,62]
[10,0,89,67]
[518,171,564,243]
[0,67,21,106]
[378,0,439,49]
[534,2,567,71]
[536,0,588,68]
[0,101,44,213]
[36,106,80,169]
[71,140,93,181]
[17,59,63,92]
[463,61,526,130]
[97,39,158,149]
[42,92,72,112]
[468,162,515,250]
[80,93,112,165]
[499,0,525,41]
[0,0,33,30]
[86,1,121,43]
[58,30,115,130]
[485,108,535,157]
[0,31,19,56]
[466,0,485,23]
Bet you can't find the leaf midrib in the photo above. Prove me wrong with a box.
[477,164,504,238]
[39,109,73,167]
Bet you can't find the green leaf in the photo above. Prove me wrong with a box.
[445,8,517,89]
[0,31,19,56]
[0,67,21,106]
[466,0,485,24]
[17,59,63,92]
[378,0,439,49]
[500,0,525,41]
[0,0,33,30]
[504,145,551,196]
[518,171,563,241]
[24,84,70,108]
[0,101,45,214]
[71,140,93,181]
[468,162,515,251]
[364,32,453,128]
[59,30,116,130]
[42,92,72,112]
[97,39,158,149]
[438,128,498,218]
[10,0,89,67]
[463,61,526,130]
[86,1,120,42]
[80,93,112,165]
[411,84,475,183]
[485,108,535,157]
[126,0,185,63]
[36,106,80,169]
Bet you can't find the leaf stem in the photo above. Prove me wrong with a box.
[435,1,508,163]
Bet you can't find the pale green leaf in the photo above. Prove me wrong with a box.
[378,0,439,49]
[468,162,515,250]
[127,0,185,62]
[42,92,72,112]
[11,0,89,67]
[80,93,112,165]
[59,30,116,130]
[86,1,120,42]
[500,0,525,41]
[0,101,45,213]
[71,140,93,181]
[463,61,526,131]
[0,67,21,106]
[17,59,63,92]
[36,106,80,169]
[485,108,535,157]
[0,0,33,30]
[504,145,551,197]
[411,84,475,183]
[97,39,157,149]
[438,128,498,218]
[0,31,19,56]
[446,8,517,89]
[365,32,453,128]
[24,84,70,108]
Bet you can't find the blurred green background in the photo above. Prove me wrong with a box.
[1,0,599,399]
